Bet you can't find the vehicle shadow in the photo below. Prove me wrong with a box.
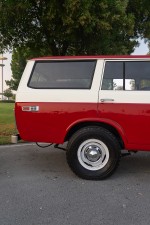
[115,151,150,178]
[24,145,75,178]
[26,146,150,180]
[1,145,150,180]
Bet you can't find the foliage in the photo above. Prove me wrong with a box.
[127,0,150,39]
[1,100,15,103]
[1,0,149,56]
[6,46,48,90]
[3,88,13,99]
[1,0,150,90]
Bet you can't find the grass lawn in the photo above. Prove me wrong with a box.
[0,102,17,145]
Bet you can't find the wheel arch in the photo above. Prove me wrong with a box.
[65,120,126,149]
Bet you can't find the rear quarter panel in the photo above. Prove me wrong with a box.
[15,60,103,143]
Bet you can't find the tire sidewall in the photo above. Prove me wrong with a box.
[67,127,120,180]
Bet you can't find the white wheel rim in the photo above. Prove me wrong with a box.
[77,139,109,171]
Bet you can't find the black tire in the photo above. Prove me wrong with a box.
[66,126,121,180]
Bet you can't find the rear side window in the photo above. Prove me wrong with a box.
[102,61,150,91]
[101,62,123,90]
[28,60,96,89]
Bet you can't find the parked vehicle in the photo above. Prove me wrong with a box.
[15,55,150,180]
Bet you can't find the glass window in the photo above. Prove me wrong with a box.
[125,62,150,90]
[125,79,135,90]
[101,62,123,90]
[125,62,150,79]
[102,61,150,91]
[140,80,150,90]
[28,60,96,89]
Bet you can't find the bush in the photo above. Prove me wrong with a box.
[0,100,15,103]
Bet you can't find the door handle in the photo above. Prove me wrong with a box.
[100,99,114,102]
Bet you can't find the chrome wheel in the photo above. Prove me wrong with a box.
[67,126,121,180]
[77,139,109,171]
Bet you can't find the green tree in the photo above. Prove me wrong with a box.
[6,46,48,90]
[3,88,13,100]
[5,48,27,91]
[1,0,149,55]
[1,0,150,90]
[127,0,150,40]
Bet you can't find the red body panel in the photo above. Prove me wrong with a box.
[15,102,150,151]
[98,103,150,150]
[15,102,98,143]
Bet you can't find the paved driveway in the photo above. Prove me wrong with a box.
[0,143,150,225]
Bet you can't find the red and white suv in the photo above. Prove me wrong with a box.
[15,55,150,180]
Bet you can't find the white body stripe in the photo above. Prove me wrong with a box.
[16,59,150,104]
[16,60,103,103]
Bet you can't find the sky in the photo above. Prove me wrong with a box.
[0,39,149,91]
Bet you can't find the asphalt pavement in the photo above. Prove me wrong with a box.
[0,143,150,225]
